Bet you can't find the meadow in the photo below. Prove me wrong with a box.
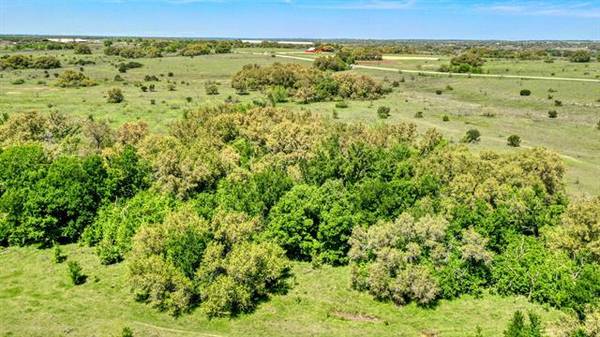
[1,46,598,194]
[0,244,565,337]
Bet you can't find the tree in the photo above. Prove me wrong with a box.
[569,50,591,63]
[67,261,86,285]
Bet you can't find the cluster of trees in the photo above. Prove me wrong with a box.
[179,42,232,56]
[231,63,385,103]
[0,105,598,327]
[0,54,61,70]
[313,55,350,72]
[439,50,485,73]
[104,45,162,58]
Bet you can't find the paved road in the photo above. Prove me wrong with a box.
[242,52,600,83]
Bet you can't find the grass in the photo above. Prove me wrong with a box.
[0,244,566,337]
[1,49,599,196]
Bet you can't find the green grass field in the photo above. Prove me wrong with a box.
[0,244,566,337]
[1,48,598,194]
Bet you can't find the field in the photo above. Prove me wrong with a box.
[0,244,565,337]
[1,47,599,195]
[0,44,599,337]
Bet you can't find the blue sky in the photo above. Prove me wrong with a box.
[1,0,599,40]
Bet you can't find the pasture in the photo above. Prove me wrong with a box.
[2,46,598,195]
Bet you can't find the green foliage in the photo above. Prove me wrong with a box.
[504,311,544,337]
[267,181,356,264]
[0,145,105,245]
[569,50,592,63]
[67,260,86,285]
[314,55,349,72]
[520,89,532,96]
[74,44,92,55]
[83,191,175,264]
[463,129,481,143]
[267,85,288,103]
[231,63,383,103]
[377,106,391,119]
[508,135,521,147]
[107,88,124,103]
[205,81,219,95]
[120,327,134,337]
[129,206,289,317]
[55,70,96,88]
[548,110,558,118]
[117,61,143,73]
[0,54,61,70]
[53,244,66,263]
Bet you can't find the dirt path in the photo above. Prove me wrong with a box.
[131,321,224,337]
[239,51,600,83]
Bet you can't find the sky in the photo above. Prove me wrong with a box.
[1,0,599,40]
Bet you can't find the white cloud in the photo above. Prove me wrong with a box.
[476,1,600,18]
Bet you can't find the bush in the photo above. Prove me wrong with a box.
[121,327,134,337]
[435,89,443,95]
[74,44,92,55]
[205,81,219,95]
[442,115,450,122]
[520,89,531,96]
[507,135,521,147]
[129,207,289,316]
[377,106,391,119]
[67,261,86,285]
[267,85,288,104]
[504,311,543,337]
[0,54,61,70]
[569,50,592,63]
[11,79,25,85]
[107,88,124,103]
[117,61,143,73]
[548,110,558,118]
[414,111,423,118]
[313,55,349,72]
[462,129,481,143]
[53,244,66,263]
[55,70,96,87]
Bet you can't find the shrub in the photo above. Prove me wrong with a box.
[569,50,592,63]
[121,327,134,337]
[55,70,96,88]
[205,81,219,95]
[129,207,289,316]
[313,55,349,72]
[435,89,443,95]
[0,54,61,70]
[548,110,558,118]
[507,135,521,147]
[462,129,481,143]
[504,311,543,337]
[53,244,66,263]
[520,89,531,96]
[377,106,391,119]
[414,111,423,118]
[11,79,25,85]
[554,100,563,107]
[117,61,143,73]
[442,115,450,122]
[74,44,92,55]
[107,88,124,103]
[67,261,86,285]
[267,85,288,104]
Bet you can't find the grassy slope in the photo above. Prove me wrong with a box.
[0,244,565,337]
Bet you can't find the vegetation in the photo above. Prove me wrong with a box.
[0,37,599,336]
[107,88,124,103]
[0,54,61,70]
